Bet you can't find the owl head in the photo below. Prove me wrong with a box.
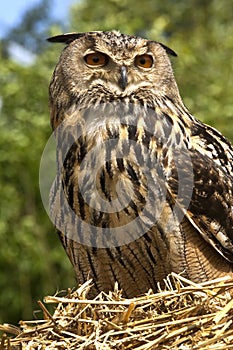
[48,31,182,110]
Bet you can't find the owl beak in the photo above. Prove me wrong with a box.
[119,66,128,90]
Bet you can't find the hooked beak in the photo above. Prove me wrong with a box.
[119,66,128,90]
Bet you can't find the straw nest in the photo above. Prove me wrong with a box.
[1,273,233,349]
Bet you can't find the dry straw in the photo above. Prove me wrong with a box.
[1,273,233,349]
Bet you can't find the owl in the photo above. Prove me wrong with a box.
[48,31,233,297]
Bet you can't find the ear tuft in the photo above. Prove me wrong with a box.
[159,43,177,57]
[47,33,85,44]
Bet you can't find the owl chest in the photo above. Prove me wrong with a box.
[60,118,177,232]
[62,133,142,226]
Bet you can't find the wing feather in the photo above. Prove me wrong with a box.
[166,119,233,262]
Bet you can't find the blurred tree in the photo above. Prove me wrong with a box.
[2,0,56,55]
[0,25,74,325]
[0,0,232,325]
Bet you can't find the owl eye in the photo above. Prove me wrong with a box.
[135,54,153,69]
[84,52,108,67]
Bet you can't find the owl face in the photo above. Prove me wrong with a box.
[48,31,180,103]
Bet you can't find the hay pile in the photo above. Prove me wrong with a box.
[1,273,233,349]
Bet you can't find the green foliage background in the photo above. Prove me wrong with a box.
[0,0,232,324]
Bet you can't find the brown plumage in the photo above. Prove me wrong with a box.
[48,31,233,297]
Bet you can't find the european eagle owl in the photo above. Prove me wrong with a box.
[48,31,233,297]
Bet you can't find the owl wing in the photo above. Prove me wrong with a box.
[167,119,233,263]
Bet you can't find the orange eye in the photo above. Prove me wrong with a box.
[84,52,108,66]
[135,54,153,68]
